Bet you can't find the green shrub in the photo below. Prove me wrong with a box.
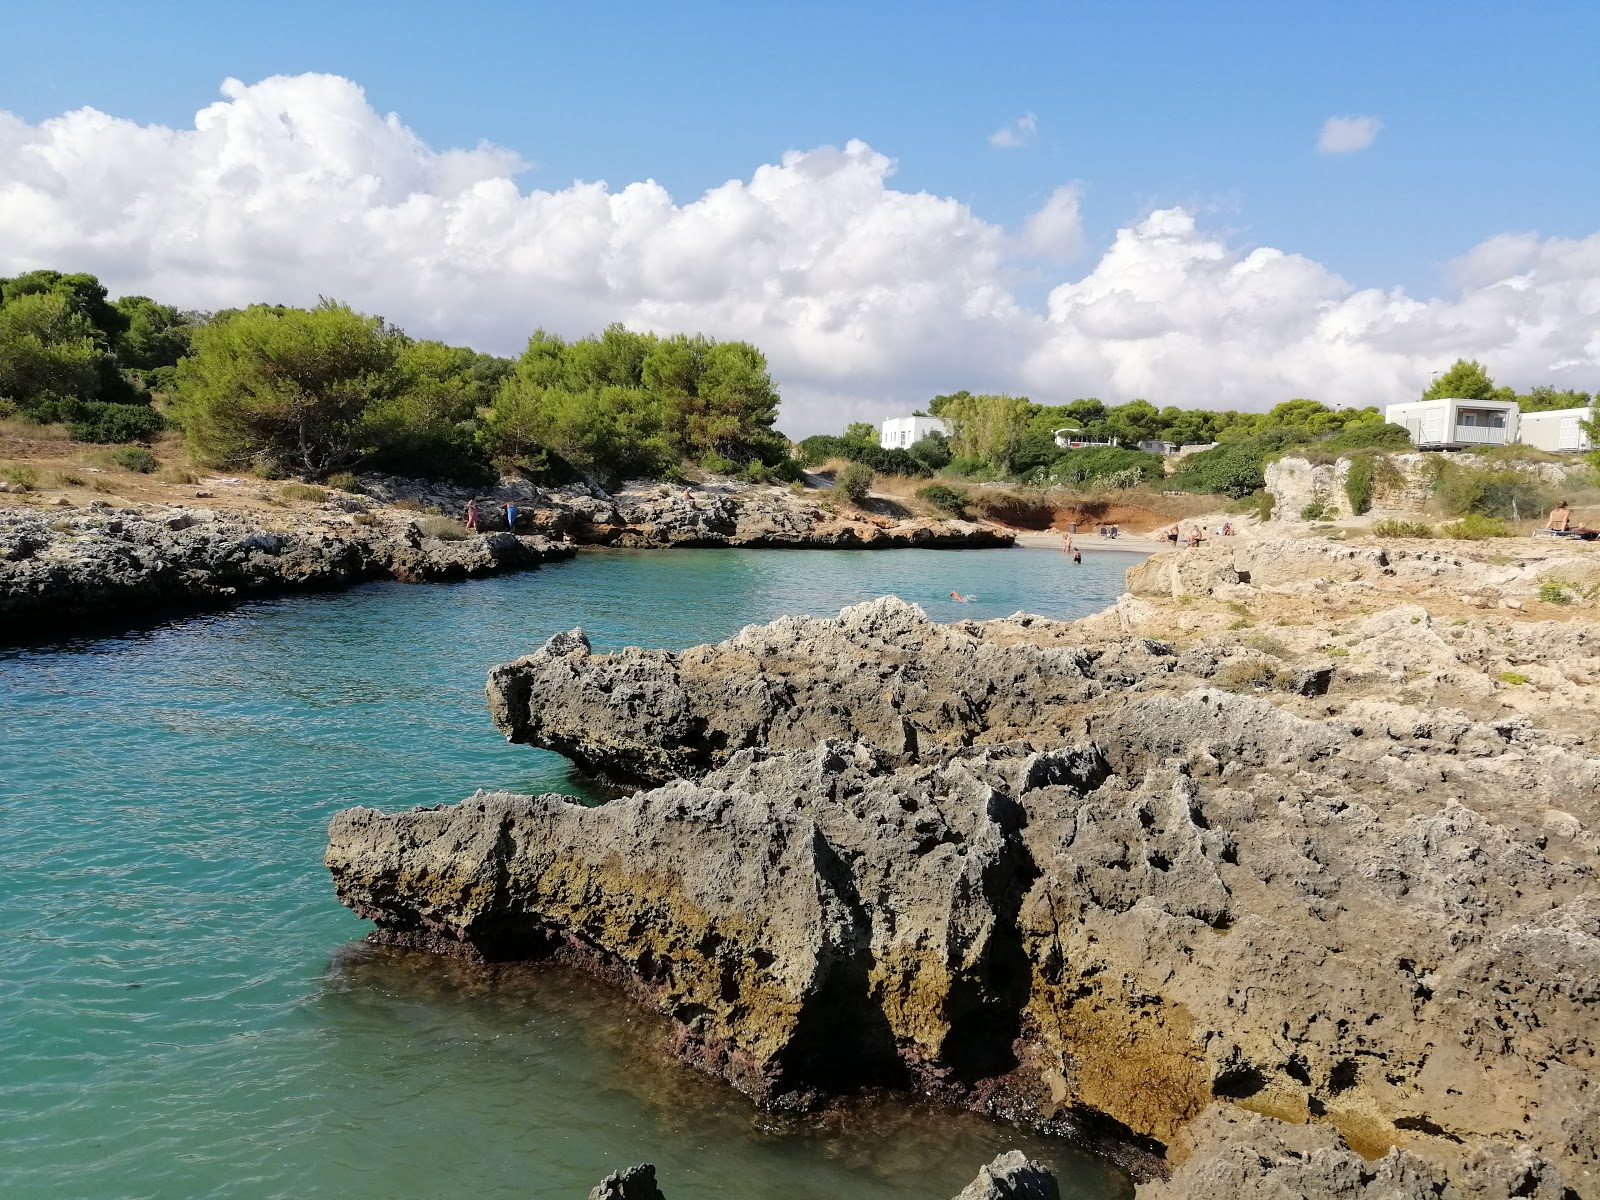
[795,434,930,476]
[1322,422,1412,452]
[1043,446,1164,488]
[1431,460,1552,519]
[325,471,362,493]
[104,445,158,473]
[159,466,200,485]
[64,401,166,445]
[1168,441,1268,498]
[279,482,328,503]
[53,470,86,487]
[1344,455,1375,515]
[1225,489,1275,521]
[1498,670,1529,686]
[1301,500,1329,521]
[699,450,739,476]
[1537,580,1574,605]
[1370,519,1435,539]
[2,462,39,490]
[1440,514,1512,540]
[915,483,969,516]
[417,515,471,540]
[834,461,874,503]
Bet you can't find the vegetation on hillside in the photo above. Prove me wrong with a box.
[6,270,1596,504]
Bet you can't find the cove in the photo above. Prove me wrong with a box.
[1,546,1138,1199]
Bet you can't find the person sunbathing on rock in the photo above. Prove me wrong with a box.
[1548,500,1572,532]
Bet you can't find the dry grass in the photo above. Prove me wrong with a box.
[417,515,471,540]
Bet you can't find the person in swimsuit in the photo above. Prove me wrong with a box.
[950,590,971,602]
[465,499,479,532]
[1072,548,1082,565]
[1548,501,1572,532]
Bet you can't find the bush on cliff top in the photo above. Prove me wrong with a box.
[833,462,874,503]
[915,483,968,516]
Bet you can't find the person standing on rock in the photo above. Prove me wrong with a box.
[504,502,519,533]
[465,499,479,532]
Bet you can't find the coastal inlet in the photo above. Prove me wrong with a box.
[1,546,1133,1200]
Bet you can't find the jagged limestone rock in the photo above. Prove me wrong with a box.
[332,562,1600,1199]
[587,1163,666,1200]
[952,1150,1060,1200]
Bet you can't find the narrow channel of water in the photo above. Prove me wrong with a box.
[1,546,1138,1199]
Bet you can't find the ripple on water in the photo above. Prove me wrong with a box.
[1,547,1138,1199]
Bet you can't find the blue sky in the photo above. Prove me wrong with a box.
[2,1,1597,429]
[6,0,1595,294]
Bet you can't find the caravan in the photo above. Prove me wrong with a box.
[1517,406,1594,453]
[1383,398,1520,450]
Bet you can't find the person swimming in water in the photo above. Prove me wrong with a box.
[950,590,973,602]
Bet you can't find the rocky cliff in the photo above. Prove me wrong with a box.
[0,503,571,637]
[328,537,1600,1198]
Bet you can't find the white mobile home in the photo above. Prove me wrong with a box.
[1052,426,1119,449]
[1517,406,1594,453]
[880,415,947,450]
[1384,398,1519,450]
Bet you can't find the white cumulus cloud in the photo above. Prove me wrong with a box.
[1,74,1595,435]
[988,112,1038,149]
[1020,184,1085,261]
[1318,114,1382,154]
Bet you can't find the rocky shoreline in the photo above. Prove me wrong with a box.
[0,474,1010,639]
[0,502,573,638]
[587,1150,1062,1199]
[327,533,1600,1198]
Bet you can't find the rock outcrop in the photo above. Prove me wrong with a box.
[582,1151,1059,1199]
[359,473,1013,550]
[0,504,571,638]
[588,1163,666,1200]
[953,1150,1062,1200]
[329,537,1600,1198]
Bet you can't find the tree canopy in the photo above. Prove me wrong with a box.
[482,325,790,483]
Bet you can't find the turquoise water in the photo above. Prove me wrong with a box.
[1,546,1139,1200]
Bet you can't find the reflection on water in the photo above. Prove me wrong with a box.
[1,546,1139,1199]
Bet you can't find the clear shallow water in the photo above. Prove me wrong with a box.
[1,546,1139,1200]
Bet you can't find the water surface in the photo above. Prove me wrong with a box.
[2,546,1137,1199]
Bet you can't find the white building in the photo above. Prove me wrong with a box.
[1517,406,1594,453]
[1052,426,1120,449]
[880,415,947,450]
[1383,398,1520,450]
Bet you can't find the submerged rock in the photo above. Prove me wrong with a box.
[587,1163,665,1200]
[331,549,1600,1198]
[953,1150,1060,1200]
[583,1152,1059,1199]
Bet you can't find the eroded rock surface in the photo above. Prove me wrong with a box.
[954,1150,1062,1200]
[359,472,1012,550]
[330,539,1600,1198]
[0,504,570,637]
[583,1151,1060,1199]
[587,1163,666,1200]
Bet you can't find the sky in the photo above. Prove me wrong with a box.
[2,0,1597,434]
